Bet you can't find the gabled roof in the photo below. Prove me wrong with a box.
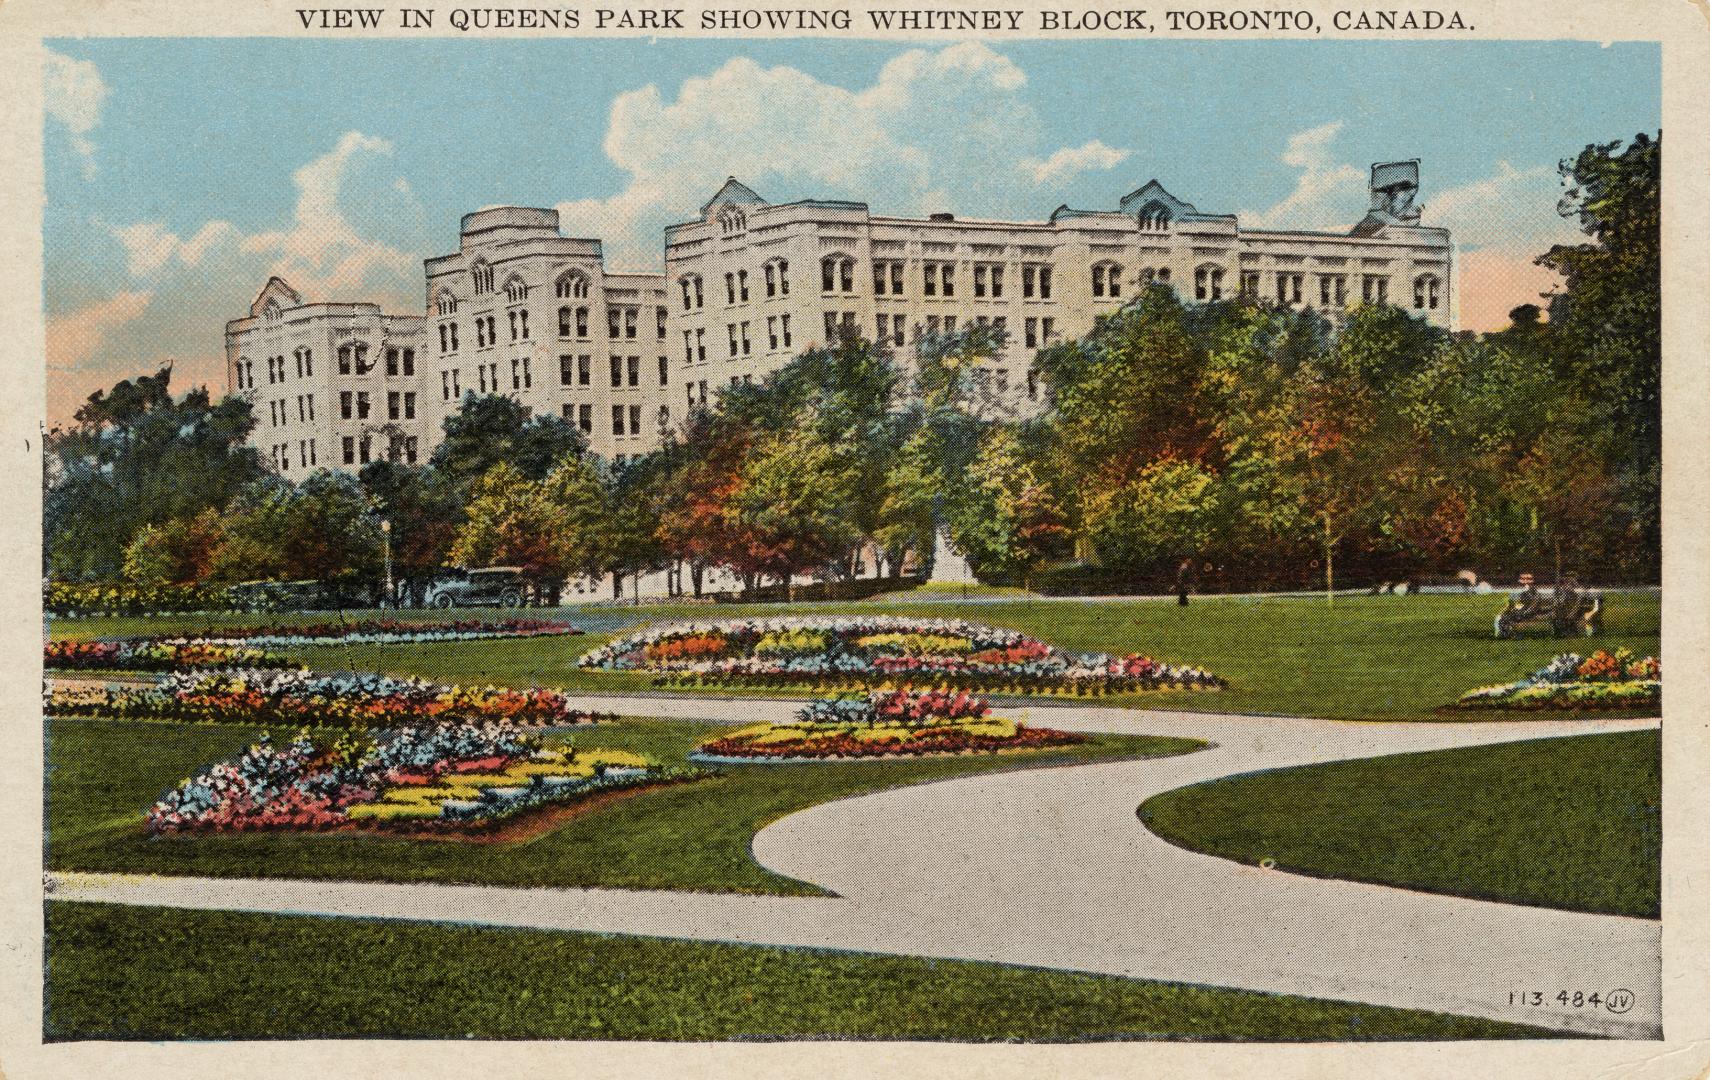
[701,177,767,216]
[248,276,302,318]
[1117,180,1208,219]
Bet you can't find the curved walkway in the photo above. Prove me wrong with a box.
[47,696,1661,1038]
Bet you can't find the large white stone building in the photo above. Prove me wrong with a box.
[225,277,428,476]
[228,160,1451,471]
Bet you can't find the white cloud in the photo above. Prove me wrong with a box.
[46,290,152,373]
[556,43,1121,268]
[105,219,240,277]
[1019,140,1131,187]
[100,131,417,303]
[1240,120,1366,231]
[240,131,417,297]
[1428,161,1577,251]
[44,50,109,179]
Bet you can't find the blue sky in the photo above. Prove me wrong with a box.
[43,37,1660,419]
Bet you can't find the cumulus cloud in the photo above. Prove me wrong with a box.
[101,131,418,302]
[557,43,1124,267]
[44,49,109,179]
[1240,120,1367,231]
[105,219,241,277]
[54,132,427,422]
[1019,140,1131,187]
[239,131,418,298]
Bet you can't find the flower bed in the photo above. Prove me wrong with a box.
[45,639,296,673]
[46,581,238,618]
[1456,649,1660,711]
[169,618,582,648]
[145,721,680,835]
[692,689,1086,761]
[581,616,1223,696]
[46,669,609,729]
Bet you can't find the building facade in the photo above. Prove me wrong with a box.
[421,207,672,465]
[229,161,1451,471]
[225,278,428,475]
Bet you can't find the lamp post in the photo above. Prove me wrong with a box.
[380,519,394,608]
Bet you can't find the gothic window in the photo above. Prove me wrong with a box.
[471,261,495,294]
[555,272,589,300]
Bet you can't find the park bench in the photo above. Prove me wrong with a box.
[1493,584,1603,639]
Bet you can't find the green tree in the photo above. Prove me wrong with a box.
[357,461,464,585]
[1080,459,1221,574]
[45,369,266,580]
[447,463,566,580]
[1536,132,1660,572]
[208,472,384,590]
[121,508,226,585]
[726,427,862,595]
[430,395,587,492]
[946,425,1071,588]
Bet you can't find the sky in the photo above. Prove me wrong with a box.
[42,37,1660,422]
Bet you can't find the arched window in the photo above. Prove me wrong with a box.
[1136,201,1172,232]
[1413,274,1441,311]
[1194,264,1227,302]
[433,290,458,315]
[677,273,704,311]
[1091,262,1124,299]
[718,207,747,236]
[263,300,282,321]
[503,276,528,303]
[821,254,855,294]
[556,271,589,300]
[470,260,495,295]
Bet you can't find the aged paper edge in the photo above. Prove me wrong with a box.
[0,2,1704,1077]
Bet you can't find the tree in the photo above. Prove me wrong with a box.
[429,394,587,492]
[1080,458,1221,575]
[600,455,673,601]
[656,417,754,595]
[946,425,1071,588]
[725,427,862,595]
[208,472,384,590]
[45,369,267,580]
[545,454,619,595]
[121,508,226,585]
[1536,132,1661,573]
[447,463,566,580]
[357,460,464,586]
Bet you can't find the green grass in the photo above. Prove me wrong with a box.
[1140,730,1660,918]
[47,717,1201,895]
[48,593,1661,721]
[42,902,1563,1041]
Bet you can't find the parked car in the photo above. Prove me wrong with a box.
[420,567,529,609]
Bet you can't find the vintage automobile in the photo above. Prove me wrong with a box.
[419,566,529,609]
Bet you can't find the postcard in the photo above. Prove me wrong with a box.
[4,1,1707,1077]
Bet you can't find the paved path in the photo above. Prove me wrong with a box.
[47,696,1662,1038]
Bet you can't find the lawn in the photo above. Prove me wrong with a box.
[46,592,1661,721]
[1139,729,1660,918]
[46,717,1201,895]
[42,902,1563,1041]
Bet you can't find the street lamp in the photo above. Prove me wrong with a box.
[380,519,393,608]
